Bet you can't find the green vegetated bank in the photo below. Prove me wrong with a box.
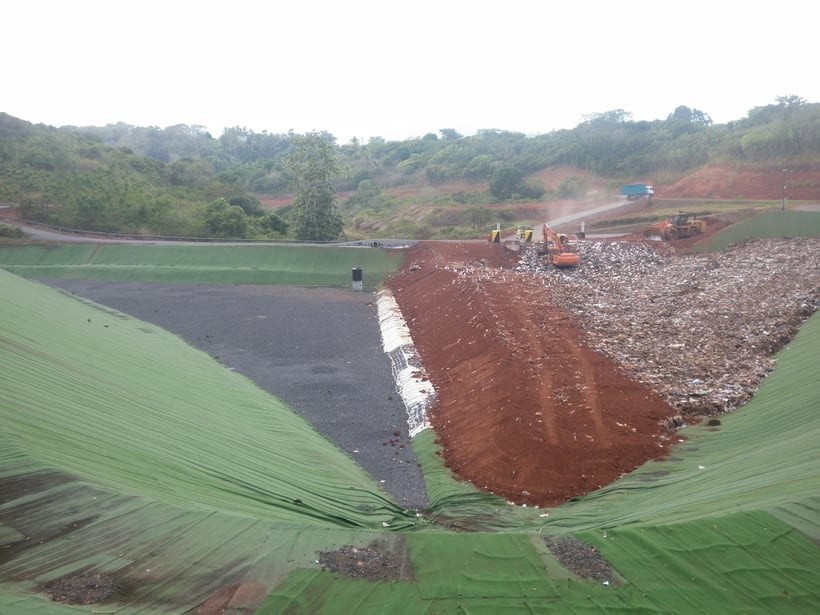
[0,243,403,288]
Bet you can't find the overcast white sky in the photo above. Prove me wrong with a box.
[4,1,815,143]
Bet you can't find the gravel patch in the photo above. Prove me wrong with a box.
[544,535,620,585]
[43,572,119,605]
[317,541,411,581]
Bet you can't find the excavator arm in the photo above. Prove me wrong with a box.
[543,222,580,268]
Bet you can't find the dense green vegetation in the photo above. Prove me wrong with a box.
[2,96,818,240]
[286,133,344,241]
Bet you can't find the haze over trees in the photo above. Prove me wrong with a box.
[0,96,818,240]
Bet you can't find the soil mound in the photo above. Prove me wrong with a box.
[387,241,677,507]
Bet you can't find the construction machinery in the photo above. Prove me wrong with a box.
[488,224,533,248]
[515,225,533,242]
[542,222,580,267]
[644,212,707,241]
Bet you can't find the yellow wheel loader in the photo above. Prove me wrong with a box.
[644,212,706,241]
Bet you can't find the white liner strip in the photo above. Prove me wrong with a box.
[376,290,434,437]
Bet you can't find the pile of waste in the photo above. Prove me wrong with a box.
[516,237,820,416]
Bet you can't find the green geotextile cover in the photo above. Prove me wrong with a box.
[0,476,396,614]
[576,511,820,613]
[0,243,404,288]
[696,209,820,252]
[260,513,820,613]
[0,269,413,528]
[3,262,820,614]
[257,312,820,612]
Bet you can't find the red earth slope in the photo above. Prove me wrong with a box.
[387,241,677,507]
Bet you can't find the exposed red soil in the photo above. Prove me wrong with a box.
[386,241,679,507]
[257,196,293,210]
[0,207,21,222]
[660,162,820,200]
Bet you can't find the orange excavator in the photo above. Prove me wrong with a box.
[542,222,580,268]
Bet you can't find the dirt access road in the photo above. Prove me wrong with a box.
[387,241,678,507]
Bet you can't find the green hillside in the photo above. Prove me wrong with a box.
[3,98,820,241]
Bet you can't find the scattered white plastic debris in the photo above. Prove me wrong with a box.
[517,238,820,416]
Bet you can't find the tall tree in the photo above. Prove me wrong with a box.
[775,94,806,108]
[668,105,712,126]
[286,132,344,241]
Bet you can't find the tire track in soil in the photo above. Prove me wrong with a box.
[495,276,610,450]
[492,284,560,448]
[388,240,678,507]
[551,319,611,449]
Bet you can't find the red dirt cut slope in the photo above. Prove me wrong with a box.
[387,241,678,508]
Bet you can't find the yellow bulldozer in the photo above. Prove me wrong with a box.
[644,212,707,241]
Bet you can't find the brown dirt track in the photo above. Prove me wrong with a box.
[387,241,678,507]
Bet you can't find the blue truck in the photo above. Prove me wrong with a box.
[621,183,654,200]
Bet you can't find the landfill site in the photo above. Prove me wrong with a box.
[385,227,820,507]
[2,205,820,614]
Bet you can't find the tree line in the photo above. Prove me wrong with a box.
[1,96,817,240]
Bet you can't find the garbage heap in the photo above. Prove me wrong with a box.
[517,237,820,417]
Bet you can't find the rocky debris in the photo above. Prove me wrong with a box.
[544,535,620,585]
[515,237,820,417]
[317,544,407,581]
[43,572,119,605]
